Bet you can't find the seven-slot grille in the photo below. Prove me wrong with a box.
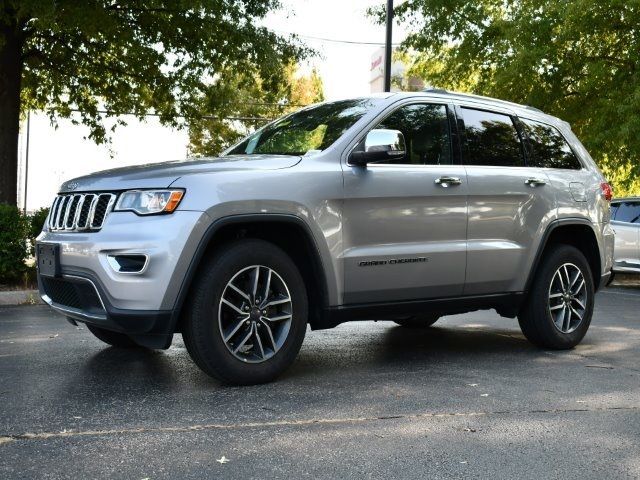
[48,193,116,232]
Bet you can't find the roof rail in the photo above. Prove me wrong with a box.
[422,87,449,94]
[421,87,544,114]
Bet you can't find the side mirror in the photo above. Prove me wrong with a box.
[349,129,406,166]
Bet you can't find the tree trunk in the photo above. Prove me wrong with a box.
[0,21,23,207]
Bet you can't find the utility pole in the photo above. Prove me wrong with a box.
[383,0,394,92]
[23,111,31,213]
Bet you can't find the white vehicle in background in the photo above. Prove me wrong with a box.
[611,198,640,274]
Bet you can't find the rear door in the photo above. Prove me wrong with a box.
[611,201,640,271]
[342,101,468,304]
[519,117,598,224]
[458,106,556,295]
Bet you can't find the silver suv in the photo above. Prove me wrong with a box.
[36,90,615,384]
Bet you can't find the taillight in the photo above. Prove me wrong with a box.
[600,182,613,202]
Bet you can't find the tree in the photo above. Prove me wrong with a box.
[0,0,308,205]
[188,64,324,156]
[379,0,640,195]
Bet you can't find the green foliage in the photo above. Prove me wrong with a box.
[0,204,29,285]
[188,65,324,156]
[380,0,640,196]
[27,207,49,256]
[2,0,309,143]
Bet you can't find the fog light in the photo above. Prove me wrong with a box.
[107,254,148,274]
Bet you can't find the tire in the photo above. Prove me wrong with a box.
[182,239,308,385]
[86,324,140,348]
[518,244,595,349]
[393,313,440,328]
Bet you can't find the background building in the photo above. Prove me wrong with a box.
[369,47,424,93]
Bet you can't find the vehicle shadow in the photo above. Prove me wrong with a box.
[72,321,536,388]
[285,320,542,381]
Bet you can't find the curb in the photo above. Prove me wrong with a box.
[0,290,42,306]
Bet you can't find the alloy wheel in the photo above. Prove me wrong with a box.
[547,262,588,334]
[218,265,293,363]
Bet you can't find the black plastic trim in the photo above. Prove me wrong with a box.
[523,217,601,293]
[37,271,173,349]
[318,292,524,330]
[168,213,331,332]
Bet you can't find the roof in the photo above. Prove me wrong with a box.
[421,87,544,113]
[381,88,567,128]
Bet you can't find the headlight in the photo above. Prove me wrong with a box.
[114,189,184,215]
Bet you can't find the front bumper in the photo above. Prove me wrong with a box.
[36,209,211,344]
[36,210,209,310]
[38,272,173,347]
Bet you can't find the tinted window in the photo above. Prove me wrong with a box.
[521,119,582,169]
[462,108,525,167]
[613,202,640,224]
[373,103,452,165]
[610,203,620,220]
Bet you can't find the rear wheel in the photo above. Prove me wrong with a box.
[393,313,440,328]
[86,324,140,348]
[518,244,594,349]
[182,239,308,385]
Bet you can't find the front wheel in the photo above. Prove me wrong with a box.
[182,239,308,385]
[518,244,594,349]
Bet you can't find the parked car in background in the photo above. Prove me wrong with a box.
[611,198,640,274]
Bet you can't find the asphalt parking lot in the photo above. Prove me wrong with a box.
[1,284,639,479]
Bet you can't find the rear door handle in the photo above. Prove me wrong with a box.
[525,178,547,187]
[435,176,462,187]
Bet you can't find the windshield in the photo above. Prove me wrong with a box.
[226,99,378,156]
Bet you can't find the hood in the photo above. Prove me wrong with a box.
[58,154,302,193]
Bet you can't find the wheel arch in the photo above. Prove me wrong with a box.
[525,218,603,294]
[170,214,331,333]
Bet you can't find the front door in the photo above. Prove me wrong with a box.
[342,102,468,304]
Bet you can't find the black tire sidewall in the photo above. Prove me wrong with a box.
[185,240,308,384]
[521,245,595,349]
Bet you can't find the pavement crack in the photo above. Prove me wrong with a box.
[1,406,638,445]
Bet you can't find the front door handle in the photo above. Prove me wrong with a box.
[525,178,547,187]
[435,176,462,187]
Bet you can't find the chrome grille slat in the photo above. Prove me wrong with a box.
[77,194,96,230]
[65,195,82,229]
[56,196,70,229]
[71,195,85,229]
[48,197,61,230]
[47,192,116,232]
